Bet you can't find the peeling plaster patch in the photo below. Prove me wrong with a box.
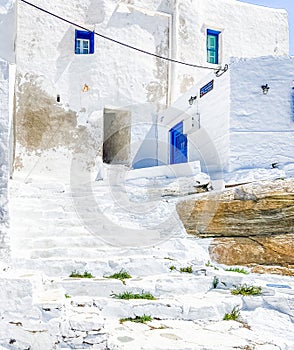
[146,29,169,107]
[146,81,165,104]
[15,73,101,173]
[180,75,194,94]
[16,73,99,154]
[13,155,23,171]
[179,16,188,41]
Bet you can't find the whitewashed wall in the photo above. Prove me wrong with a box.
[158,69,230,178]
[13,0,289,178]
[171,0,289,100]
[229,56,294,171]
[0,0,16,63]
[0,59,15,261]
[15,0,171,178]
[158,56,294,179]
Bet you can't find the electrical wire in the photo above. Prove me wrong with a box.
[19,0,221,71]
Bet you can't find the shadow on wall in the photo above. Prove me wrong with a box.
[132,123,164,169]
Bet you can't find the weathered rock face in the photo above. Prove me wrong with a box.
[177,179,294,275]
[177,179,294,237]
[209,234,294,274]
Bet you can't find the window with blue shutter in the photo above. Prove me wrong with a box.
[75,30,94,54]
[207,29,220,64]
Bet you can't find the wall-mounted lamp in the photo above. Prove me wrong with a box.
[188,95,197,105]
[261,84,270,95]
[82,83,90,92]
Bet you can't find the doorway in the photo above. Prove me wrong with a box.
[169,121,187,164]
[103,108,131,164]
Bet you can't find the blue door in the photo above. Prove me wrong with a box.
[170,121,188,164]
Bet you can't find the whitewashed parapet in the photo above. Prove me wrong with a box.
[0,59,11,261]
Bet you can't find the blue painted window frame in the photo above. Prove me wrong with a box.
[75,30,94,54]
[169,121,188,164]
[207,29,220,64]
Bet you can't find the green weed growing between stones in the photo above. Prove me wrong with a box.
[179,266,193,273]
[225,267,249,274]
[69,270,95,278]
[231,284,262,296]
[223,306,241,321]
[105,269,132,280]
[120,314,152,324]
[212,276,219,288]
[111,291,156,300]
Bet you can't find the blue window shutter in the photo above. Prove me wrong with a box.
[89,32,94,54]
[207,29,220,64]
[75,30,94,54]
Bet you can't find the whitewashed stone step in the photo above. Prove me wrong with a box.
[11,225,98,238]
[13,236,106,250]
[53,274,213,298]
[12,255,175,276]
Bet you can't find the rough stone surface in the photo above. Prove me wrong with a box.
[177,179,294,237]
[177,179,294,274]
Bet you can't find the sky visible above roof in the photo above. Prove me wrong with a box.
[237,0,293,55]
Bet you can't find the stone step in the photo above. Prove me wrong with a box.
[40,288,242,321]
[12,255,180,276]
[10,227,95,239]
[13,236,106,250]
[11,252,211,278]
[45,273,213,298]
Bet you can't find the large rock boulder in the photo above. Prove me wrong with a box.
[176,179,294,274]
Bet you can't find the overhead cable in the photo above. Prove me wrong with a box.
[19,0,224,71]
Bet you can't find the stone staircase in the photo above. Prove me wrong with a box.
[4,174,294,349]
[9,172,211,276]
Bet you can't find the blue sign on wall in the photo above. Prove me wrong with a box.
[200,80,214,98]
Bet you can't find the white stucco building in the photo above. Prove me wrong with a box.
[8,0,289,177]
[156,56,294,182]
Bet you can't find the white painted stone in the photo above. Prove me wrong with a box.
[69,314,104,332]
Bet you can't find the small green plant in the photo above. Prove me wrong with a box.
[225,267,249,275]
[231,284,262,296]
[205,260,219,270]
[212,276,219,289]
[105,269,132,280]
[223,306,241,321]
[64,293,71,299]
[111,291,156,300]
[169,265,177,271]
[69,270,94,278]
[120,314,152,324]
[179,266,193,273]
